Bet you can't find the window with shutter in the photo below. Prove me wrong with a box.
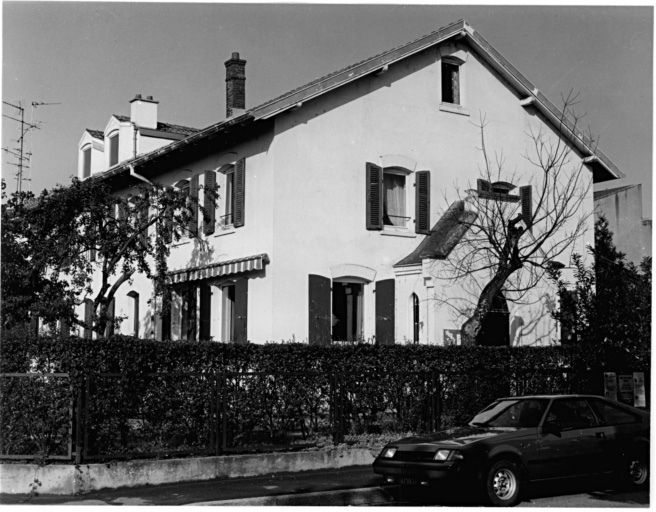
[199,283,212,340]
[234,278,248,343]
[189,175,199,237]
[415,170,431,234]
[203,171,217,235]
[233,158,245,228]
[366,162,384,230]
[375,279,395,345]
[520,185,532,232]
[308,274,331,345]
[442,62,460,105]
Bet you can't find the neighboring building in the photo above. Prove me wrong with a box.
[76,20,623,346]
[594,184,652,264]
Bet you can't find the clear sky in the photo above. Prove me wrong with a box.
[2,2,653,217]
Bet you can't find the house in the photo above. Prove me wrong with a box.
[594,184,652,264]
[76,20,623,346]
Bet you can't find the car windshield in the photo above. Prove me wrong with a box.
[469,399,548,428]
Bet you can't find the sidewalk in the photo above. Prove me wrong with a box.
[0,466,393,506]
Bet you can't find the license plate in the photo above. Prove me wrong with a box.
[400,477,419,485]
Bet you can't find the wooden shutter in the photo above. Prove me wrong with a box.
[366,162,383,230]
[89,248,96,261]
[189,175,199,237]
[203,171,216,235]
[375,279,395,345]
[140,198,149,247]
[117,203,127,221]
[308,274,331,345]
[199,283,212,340]
[520,185,532,232]
[234,278,248,344]
[234,158,246,228]
[161,290,172,341]
[415,170,431,234]
[84,299,93,340]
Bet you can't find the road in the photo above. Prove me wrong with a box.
[1,466,648,507]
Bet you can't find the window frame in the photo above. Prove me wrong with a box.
[108,131,120,167]
[382,167,413,233]
[438,54,469,116]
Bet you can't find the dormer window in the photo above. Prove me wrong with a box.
[82,146,91,178]
[108,132,119,167]
[476,179,520,202]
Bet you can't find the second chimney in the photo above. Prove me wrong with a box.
[130,94,159,129]
[225,52,246,118]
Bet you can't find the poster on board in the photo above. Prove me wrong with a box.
[633,372,646,408]
[618,374,634,405]
[604,372,618,401]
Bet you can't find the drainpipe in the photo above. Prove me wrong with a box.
[129,164,152,185]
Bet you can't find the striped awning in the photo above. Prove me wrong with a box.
[167,253,269,284]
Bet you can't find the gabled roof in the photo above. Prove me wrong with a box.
[98,19,624,183]
[593,184,637,201]
[395,201,477,267]
[112,114,200,136]
[85,129,104,140]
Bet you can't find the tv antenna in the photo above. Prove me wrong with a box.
[2,100,60,193]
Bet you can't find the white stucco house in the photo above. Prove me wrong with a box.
[76,20,623,346]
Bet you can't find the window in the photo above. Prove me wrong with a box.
[589,399,641,426]
[108,133,119,167]
[82,147,91,178]
[127,291,139,337]
[222,284,236,342]
[383,171,407,227]
[411,293,420,344]
[545,399,598,431]
[223,167,235,227]
[332,281,363,342]
[442,61,460,105]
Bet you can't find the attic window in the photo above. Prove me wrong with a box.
[441,61,460,105]
[108,133,119,167]
[82,146,91,178]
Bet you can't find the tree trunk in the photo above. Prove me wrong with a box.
[461,267,515,346]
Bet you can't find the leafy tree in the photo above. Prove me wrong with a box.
[549,216,651,365]
[432,94,593,345]
[1,175,217,336]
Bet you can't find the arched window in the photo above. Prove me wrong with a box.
[127,291,139,337]
[411,293,420,344]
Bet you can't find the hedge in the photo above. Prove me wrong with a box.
[0,332,649,461]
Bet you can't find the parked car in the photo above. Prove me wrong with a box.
[373,394,649,506]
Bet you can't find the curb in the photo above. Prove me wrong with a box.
[187,486,395,506]
[0,449,375,495]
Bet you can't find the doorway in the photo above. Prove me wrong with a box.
[332,282,363,342]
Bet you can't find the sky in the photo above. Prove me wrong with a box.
[2,2,653,217]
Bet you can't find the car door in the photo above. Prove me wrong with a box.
[535,398,605,479]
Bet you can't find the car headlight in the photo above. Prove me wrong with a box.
[382,447,397,459]
[433,449,464,461]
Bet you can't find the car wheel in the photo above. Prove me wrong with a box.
[485,460,523,507]
[625,449,649,488]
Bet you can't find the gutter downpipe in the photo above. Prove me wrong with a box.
[129,164,153,185]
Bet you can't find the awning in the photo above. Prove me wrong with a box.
[167,253,269,284]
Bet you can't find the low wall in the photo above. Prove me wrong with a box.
[0,449,375,495]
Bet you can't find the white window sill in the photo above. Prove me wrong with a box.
[381,228,417,238]
[171,240,191,248]
[439,103,470,116]
[214,226,236,238]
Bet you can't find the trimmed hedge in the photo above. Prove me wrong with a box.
[1,333,648,375]
[0,332,648,460]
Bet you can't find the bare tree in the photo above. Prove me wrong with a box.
[431,93,593,345]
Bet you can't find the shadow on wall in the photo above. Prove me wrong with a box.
[509,292,558,346]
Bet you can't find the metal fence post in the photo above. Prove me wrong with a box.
[75,374,84,464]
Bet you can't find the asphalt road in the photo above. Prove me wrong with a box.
[0,466,648,507]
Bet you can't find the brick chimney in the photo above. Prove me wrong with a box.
[130,94,159,129]
[225,52,246,118]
